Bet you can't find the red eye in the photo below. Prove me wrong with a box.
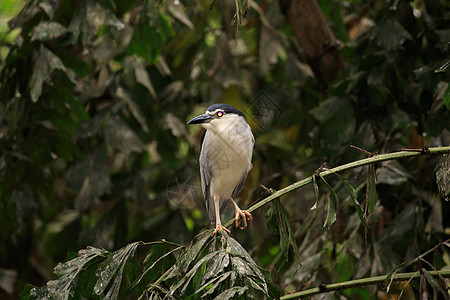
[216,111,224,117]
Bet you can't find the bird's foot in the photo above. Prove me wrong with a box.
[235,210,252,229]
[212,224,231,236]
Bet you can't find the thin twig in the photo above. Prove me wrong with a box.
[398,146,430,154]
[279,270,450,299]
[223,146,450,228]
[350,145,377,157]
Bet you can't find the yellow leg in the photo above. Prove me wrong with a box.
[230,198,252,229]
[212,195,230,236]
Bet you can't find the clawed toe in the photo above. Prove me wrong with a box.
[212,224,231,236]
[235,210,252,229]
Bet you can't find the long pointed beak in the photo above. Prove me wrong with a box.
[187,113,213,125]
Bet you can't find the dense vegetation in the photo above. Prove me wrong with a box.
[0,0,449,299]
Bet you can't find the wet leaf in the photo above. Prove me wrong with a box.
[45,246,107,299]
[214,286,248,300]
[199,271,232,296]
[94,242,140,299]
[201,250,230,284]
[173,231,212,277]
[169,251,219,294]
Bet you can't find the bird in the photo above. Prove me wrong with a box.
[187,103,254,236]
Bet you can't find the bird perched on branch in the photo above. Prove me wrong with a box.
[187,103,254,236]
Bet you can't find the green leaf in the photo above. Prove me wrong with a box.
[127,23,155,63]
[129,243,179,296]
[332,171,368,228]
[227,237,269,294]
[198,271,232,296]
[94,242,141,299]
[170,251,220,294]
[201,250,230,284]
[264,198,300,265]
[368,165,377,213]
[320,175,338,229]
[172,231,212,276]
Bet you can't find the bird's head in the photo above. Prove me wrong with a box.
[187,103,246,132]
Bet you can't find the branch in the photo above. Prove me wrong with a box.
[279,269,450,299]
[224,146,450,227]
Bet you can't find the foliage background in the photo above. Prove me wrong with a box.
[0,0,449,299]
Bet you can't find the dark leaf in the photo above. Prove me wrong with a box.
[94,242,141,299]
[169,231,212,278]
[372,19,412,51]
[421,268,447,297]
[104,114,145,153]
[264,198,300,264]
[30,21,69,41]
[320,175,338,229]
[29,45,67,102]
[199,271,232,296]
[45,246,107,299]
[130,243,178,292]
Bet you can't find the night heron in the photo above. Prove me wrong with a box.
[187,103,254,236]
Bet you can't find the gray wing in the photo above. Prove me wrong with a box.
[199,130,216,223]
[231,130,254,200]
[231,174,248,199]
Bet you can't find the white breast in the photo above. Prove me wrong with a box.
[202,115,254,199]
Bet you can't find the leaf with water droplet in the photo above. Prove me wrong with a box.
[201,250,229,285]
[198,271,233,296]
[94,242,140,298]
[214,286,248,300]
[44,246,106,299]
[169,251,219,295]
[168,230,212,279]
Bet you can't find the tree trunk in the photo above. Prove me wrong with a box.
[279,0,346,85]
